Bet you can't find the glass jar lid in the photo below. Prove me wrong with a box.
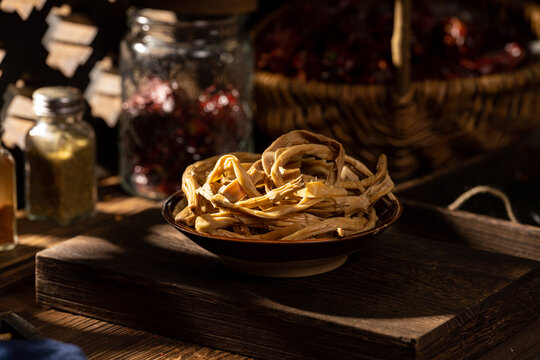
[32,86,85,117]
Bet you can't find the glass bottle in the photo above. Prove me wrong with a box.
[25,87,97,225]
[0,133,17,251]
[119,8,254,200]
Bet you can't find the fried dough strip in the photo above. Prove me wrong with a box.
[182,152,260,213]
[205,155,262,199]
[195,213,242,233]
[236,176,305,209]
[281,216,369,240]
[219,159,267,202]
[174,131,395,240]
[270,144,337,186]
[308,195,370,217]
[204,193,324,220]
[262,130,344,185]
[175,205,197,226]
[301,159,332,178]
[195,210,322,235]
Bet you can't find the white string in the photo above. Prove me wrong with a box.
[447,185,519,223]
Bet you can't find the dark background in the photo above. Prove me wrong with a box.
[0,0,284,207]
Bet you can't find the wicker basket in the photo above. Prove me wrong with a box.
[254,1,540,180]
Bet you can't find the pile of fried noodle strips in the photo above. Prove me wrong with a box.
[175,130,396,240]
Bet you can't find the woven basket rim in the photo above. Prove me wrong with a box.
[255,60,540,91]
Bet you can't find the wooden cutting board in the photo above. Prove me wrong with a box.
[35,208,540,360]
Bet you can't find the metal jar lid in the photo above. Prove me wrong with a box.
[32,86,85,117]
[130,0,257,15]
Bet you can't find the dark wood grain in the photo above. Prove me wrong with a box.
[2,281,538,360]
[395,201,540,261]
[0,181,156,293]
[35,208,540,360]
[479,319,540,360]
[395,134,540,262]
[0,282,250,360]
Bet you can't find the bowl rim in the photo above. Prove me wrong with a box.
[162,190,402,245]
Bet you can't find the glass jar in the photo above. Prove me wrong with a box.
[26,87,97,225]
[119,8,254,200]
[0,136,17,251]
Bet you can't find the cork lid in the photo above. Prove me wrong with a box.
[131,0,258,15]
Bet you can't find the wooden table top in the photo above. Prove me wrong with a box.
[1,180,539,360]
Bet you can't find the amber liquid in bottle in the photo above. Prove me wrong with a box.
[0,145,17,251]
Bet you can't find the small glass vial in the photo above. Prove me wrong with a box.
[119,7,254,200]
[26,87,97,225]
[0,134,17,251]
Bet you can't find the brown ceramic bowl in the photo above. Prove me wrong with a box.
[162,191,402,277]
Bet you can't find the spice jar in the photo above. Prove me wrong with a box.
[25,87,97,225]
[119,7,254,200]
[0,133,17,251]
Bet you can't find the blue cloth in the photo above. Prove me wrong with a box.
[0,339,86,360]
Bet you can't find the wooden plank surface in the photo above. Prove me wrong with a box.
[479,318,540,360]
[2,281,539,360]
[35,208,540,360]
[0,282,249,359]
[0,178,248,359]
[0,180,156,292]
[395,201,540,261]
[394,137,540,263]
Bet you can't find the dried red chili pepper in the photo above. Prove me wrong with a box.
[121,78,247,197]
